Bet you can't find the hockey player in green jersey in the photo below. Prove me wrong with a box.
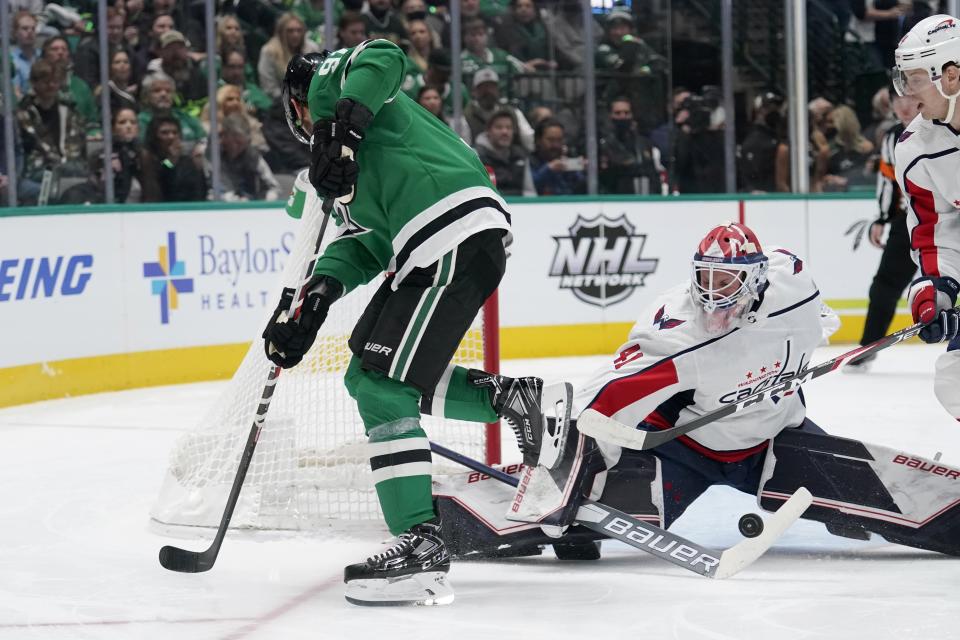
[263,39,555,606]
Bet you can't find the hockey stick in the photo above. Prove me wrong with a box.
[578,321,925,452]
[159,197,335,573]
[430,442,812,579]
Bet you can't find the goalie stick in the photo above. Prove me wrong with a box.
[159,197,335,573]
[430,442,812,579]
[578,321,925,452]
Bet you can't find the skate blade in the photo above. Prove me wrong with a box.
[344,571,454,607]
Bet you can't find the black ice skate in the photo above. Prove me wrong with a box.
[343,519,453,606]
[469,370,545,466]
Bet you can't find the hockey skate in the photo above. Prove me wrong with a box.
[343,519,454,606]
[469,371,547,466]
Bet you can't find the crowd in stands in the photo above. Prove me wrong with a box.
[1,0,678,206]
[0,0,944,206]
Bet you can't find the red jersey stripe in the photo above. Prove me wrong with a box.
[589,358,679,417]
[905,177,941,277]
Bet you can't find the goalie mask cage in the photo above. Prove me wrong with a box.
[150,191,500,533]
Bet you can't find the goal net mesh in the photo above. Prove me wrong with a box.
[150,190,495,533]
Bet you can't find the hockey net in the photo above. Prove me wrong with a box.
[150,190,499,533]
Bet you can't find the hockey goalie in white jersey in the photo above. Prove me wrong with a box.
[433,222,960,560]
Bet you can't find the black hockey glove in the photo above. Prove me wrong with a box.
[308,98,374,200]
[909,276,960,344]
[262,276,344,368]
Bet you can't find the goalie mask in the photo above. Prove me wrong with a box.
[282,51,330,145]
[893,14,960,121]
[690,222,768,334]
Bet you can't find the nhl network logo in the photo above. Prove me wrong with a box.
[549,214,659,307]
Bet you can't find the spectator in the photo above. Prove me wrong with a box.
[528,105,554,128]
[475,109,535,196]
[140,115,208,202]
[599,97,665,195]
[401,0,442,46]
[125,0,149,37]
[145,30,208,109]
[16,59,87,205]
[364,0,407,42]
[132,12,175,74]
[112,107,143,203]
[493,0,555,70]
[529,118,585,195]
[595,8,666,74]
[201,84,268,153]
[57,152,112,204]
[401,48,469,112]
[258,13,321,99]
[10,10,40,100]
[138,72,207,143]
[220,47,271,116]
[72,6,128,90]
[774,114,832,193]
[738,91,785,193]
[460,17,529,89]
[671,92,726,193]
[850,1,910,69]
[541,0,601,70]
[261,99,311,173]
[417,84,471,139]
[218,113,281,201]
[216,14,247,59]
[94,47,140,114]
[808,96,835,138]
[824,104,875,190]
[846,93,921,371]
[464,68,534,149]
[404,19,434,76]
[863,85,895,148]
[337,11,369,49]
[41,35,98,128]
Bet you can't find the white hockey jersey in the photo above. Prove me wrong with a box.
[574,248,833,461]
[894,116,960,282]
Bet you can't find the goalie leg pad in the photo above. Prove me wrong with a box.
[505,418,606,536]
[760,424,960,556]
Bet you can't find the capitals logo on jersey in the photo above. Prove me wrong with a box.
[549,214,659,307]
[653,305,685,330]
[773,248,804,274]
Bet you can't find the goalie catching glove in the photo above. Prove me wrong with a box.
[263,275,344,368]
[309,98,374,202]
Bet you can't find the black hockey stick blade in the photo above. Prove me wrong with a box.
[159,543,218,573]
[428,442,811,579]
[157,198,334,574]
[579,321,925,451]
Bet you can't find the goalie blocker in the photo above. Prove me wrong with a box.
[435,413,960,559]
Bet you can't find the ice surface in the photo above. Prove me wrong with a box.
[2,345,959,639]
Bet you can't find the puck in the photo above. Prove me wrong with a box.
[738,513,764,538]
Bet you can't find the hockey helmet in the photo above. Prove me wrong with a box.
[893,14,960,120]
[690,222,768,334]
[282,51,330,145]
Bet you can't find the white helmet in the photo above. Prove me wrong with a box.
[893,14,960,121]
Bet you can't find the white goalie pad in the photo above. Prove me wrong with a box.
[759,428,960,530]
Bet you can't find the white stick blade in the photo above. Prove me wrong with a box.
[712,487,813,580]
[577,409,649,449]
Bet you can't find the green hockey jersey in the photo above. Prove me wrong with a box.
[305,39,512,293]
